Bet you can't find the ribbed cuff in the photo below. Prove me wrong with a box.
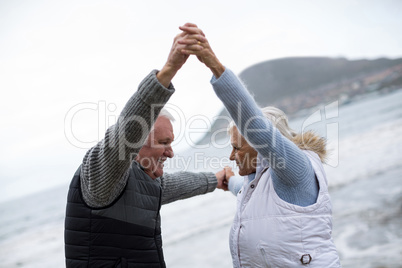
[201,172,218,193]
[137,69,175,105]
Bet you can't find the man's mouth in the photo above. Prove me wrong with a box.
[158,158,167,166]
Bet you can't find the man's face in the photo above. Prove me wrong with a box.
[136,116,174,179]
[229,127,258,176]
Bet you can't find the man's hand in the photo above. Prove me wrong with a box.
[216,166,235,191]
[157,31,191,87]
[216,169,228,191]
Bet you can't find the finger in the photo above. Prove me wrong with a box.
[177,34,209,47]
[181,46,203,55]
[174,31,188,40]
[182,22,198,28]
[179,25,205,37]
[178,35,207,45]
[177,39,203,47]
[224,168,234,178]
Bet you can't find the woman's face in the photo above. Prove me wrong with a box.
[229,127,258,176]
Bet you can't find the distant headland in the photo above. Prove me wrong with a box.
[196,57,402,145]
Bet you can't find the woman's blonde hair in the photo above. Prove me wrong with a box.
[228,106,327,163]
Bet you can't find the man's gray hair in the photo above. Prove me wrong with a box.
[144,108,175,145]
[158,108,175,122]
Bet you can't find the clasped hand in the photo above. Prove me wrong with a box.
[215,166,235,191]
[158,22,224,86]
[178,23,225,78]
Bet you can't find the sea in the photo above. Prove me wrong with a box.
[1,89,401,268]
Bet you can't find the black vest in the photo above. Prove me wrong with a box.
[64,162,165,268]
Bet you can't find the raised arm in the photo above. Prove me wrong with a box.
[80,32,190,208]
[209,69,314,182]
[178,24,318,205]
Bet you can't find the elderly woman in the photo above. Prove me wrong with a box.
[179,23,341,267]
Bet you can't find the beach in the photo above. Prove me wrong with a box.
[1,89,401,267]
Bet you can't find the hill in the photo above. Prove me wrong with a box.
[239,57,402,105]
[195,57,402,146]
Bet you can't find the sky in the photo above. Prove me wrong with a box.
[1,0,401,202]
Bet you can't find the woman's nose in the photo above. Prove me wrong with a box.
[229,149,235,161]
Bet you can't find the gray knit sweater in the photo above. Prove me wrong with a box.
[80,70,217,208]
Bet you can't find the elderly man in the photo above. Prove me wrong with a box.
[64,25,223,267]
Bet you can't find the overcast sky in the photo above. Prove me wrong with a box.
[1,0,401,202]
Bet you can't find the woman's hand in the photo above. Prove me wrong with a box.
[178,23,225,78]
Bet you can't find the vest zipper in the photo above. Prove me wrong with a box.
[155,186,164,267]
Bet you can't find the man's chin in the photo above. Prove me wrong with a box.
[144,165,164,179]
[153,168,164,179]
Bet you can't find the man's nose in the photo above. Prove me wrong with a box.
[164,146,174,158]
